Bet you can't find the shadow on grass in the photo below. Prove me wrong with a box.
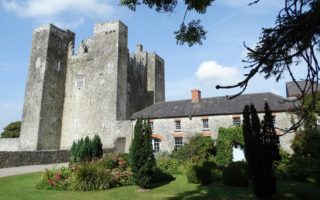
[166,183,254,200]
[166,181,320,200]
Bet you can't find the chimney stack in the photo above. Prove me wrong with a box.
[191,89,201,103]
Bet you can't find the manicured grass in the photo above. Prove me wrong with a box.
[0,173,319,200]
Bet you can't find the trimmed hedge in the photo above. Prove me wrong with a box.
[222,161,248,187]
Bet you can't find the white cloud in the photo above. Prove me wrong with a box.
[1,0,115,28]
[195,61,240,85]
[2,0,113,18]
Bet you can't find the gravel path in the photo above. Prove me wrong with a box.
[0,163,69,178]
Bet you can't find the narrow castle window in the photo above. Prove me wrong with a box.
[56,61,61,71]
[77,75,84,88]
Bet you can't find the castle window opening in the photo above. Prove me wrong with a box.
[77,75,84,88]
[152,138,161,153]
[56,61,61,71]
[174,137,183,150]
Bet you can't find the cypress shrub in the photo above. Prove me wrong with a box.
[71,135,103,163]
[129,119,156,188]
[243,103,280,198]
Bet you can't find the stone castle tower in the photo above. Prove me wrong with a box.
[19,21,165,151]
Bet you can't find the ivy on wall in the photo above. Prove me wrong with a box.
[216,126,244,165]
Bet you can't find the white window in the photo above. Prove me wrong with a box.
[77,75,84,88]
[152,138,161,153]
[174,137,183,150]
[150,122,154,133]
[175,120,181,130]
[202,119,209,129]
[233,117,241,126]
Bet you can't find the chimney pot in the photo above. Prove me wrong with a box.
[191,89,201,103]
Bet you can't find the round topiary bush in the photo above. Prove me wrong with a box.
[222,161,248,187]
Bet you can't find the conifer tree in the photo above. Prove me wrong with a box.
[243,103,280,198]
[129,119,156,189]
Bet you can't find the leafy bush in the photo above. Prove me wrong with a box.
[36,167,72,190]
[102,154,119,170]
[187,160,221,185]
[275,149,291,180]
[70,135,103,163]
[156,157,192,175]
[222,161,248,187]
[216,126,244,165]
[37,154,134,191]
[1,121,21,138]
[171,135,215,161]
[187,165,200,184]
[288,128,320,182]
[72,163,115,191]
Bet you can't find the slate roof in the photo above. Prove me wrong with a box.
[286,80,320,98]
[132,92,293,119]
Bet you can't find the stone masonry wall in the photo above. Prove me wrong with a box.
[0,150,70,168]
[149,112,296,153]
[0,138,19,151]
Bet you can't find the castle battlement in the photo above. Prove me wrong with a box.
[94,20,127,36]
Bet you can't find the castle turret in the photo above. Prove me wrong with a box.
[19,25,75,150]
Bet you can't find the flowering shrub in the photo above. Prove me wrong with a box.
[36,154,134,191]
[36,167,72,190]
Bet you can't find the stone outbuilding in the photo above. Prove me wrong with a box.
[132,90,296,153]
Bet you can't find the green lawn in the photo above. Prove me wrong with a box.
[0,173,319,200]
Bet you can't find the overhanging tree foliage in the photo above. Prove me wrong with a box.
[243,103,280,198]
[120,0,320,130]
[129,118,156,189]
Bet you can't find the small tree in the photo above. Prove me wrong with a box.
[1,121,21,138]
[243,103,280,198]
[129,119,156,189]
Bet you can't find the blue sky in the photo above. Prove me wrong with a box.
[0,0,306,130]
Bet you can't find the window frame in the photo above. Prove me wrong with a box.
[152,138,161,153]
[174,120,181,131]
[174,137,183,150]
[202,119,209,129]
[233,117,241,126]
